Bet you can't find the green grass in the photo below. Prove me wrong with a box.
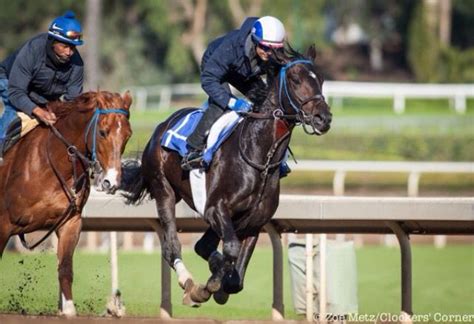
[0,245,473,319]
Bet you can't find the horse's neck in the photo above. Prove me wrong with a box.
[241,94,293,163]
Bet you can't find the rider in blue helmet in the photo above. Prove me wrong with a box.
[181,16,286,171]
[48,10,84,46]
[0,10,84,165]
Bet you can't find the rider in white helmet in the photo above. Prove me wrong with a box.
[182,16,286,170]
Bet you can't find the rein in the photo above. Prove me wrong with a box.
[19,107,128,250]
[238,59,322,206]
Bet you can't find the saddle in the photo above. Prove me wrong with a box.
[161,109,242,168]
[0,112,39,158]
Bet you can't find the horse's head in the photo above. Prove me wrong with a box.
[85,91,133,194]
[272,45,332,135]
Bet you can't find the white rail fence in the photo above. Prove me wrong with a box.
[126,81,474,113]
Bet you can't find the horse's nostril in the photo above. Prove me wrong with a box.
[102,180,111,190]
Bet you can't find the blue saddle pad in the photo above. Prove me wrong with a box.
[161,109,242,166]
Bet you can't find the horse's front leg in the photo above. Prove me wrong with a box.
[56,214,82,317]
[204,204,241,294]
[210,235,259,305]
[224,234,259,294]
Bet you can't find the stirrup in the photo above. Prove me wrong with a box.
[181,151,204,171]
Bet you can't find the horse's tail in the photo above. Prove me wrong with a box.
[120,159,149,205]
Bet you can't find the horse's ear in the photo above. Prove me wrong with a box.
[306,44,317,62]
[122,90,133,110]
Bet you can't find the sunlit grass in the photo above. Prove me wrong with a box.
[1,246,473,319]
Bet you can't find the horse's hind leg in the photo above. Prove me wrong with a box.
[194,228,225,293]
[194,227,220,260]
[150,181,211,306]
[56,215,82,317]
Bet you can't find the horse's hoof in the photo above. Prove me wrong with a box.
[213,289,229,305]
[183,293,201,308]
[59,300,77,317]
[191,284,211,303]
[222,269,242,294]
[206,276,222,293]
[182,278,201,307]
[106,290,126,318]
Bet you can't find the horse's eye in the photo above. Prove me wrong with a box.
[99,130,107,138]
[290,75,301,85]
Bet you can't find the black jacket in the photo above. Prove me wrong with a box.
[0,33,83,116]
[201,17,264,109]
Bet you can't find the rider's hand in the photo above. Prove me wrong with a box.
[228,98,253,113]
[32,107,57,125]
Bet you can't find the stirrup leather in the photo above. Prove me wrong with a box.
[181,150,204,171]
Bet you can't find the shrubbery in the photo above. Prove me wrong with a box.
[408,2,474,83]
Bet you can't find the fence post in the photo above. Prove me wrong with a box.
[158,86,172,110]
[454,94,466,114]
[394,95,406,114]
[135,88,148,112]
[333,170,346,196]
[264,223,284,321]
[305,234,314,322]
[407,172,420,198]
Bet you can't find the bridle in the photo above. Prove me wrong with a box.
[244,59,326,135]
[19,107,129,250]
[277,59,325,135]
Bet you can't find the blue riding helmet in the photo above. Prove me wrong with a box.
[48,10,84,46]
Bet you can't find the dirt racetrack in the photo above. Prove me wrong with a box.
[0,314,303,324]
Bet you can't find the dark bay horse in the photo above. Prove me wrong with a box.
[122,45,331,306]
[0,91,132,316]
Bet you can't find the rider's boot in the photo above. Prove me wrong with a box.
[279,161,292,178]
[181,103,225,171]
[0,138,5,166]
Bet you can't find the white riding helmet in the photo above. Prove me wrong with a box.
[251,16,286,48]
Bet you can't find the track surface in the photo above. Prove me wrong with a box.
[0,314,302,324]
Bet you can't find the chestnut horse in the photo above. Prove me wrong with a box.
[122,45,331,306]
[0,91,132,316]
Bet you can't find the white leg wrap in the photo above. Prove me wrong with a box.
[60,294,77,317]
[174,258,192,287]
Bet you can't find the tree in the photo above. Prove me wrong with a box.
[84,0,102,90]
[407,0,440,82]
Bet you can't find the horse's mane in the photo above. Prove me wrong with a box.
[47,91,121,119]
